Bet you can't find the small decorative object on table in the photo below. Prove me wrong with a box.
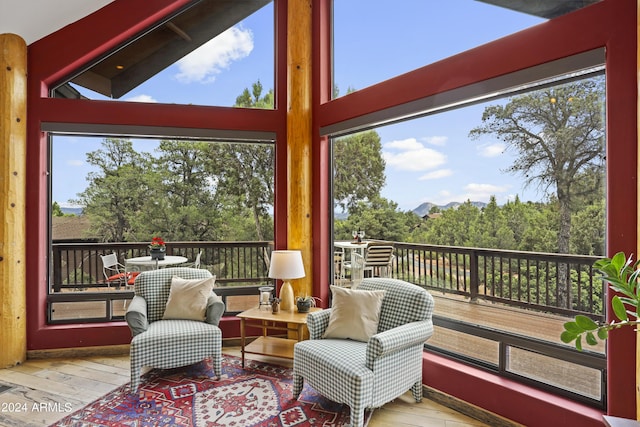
[271,297,280,314]
[149,236,166,260]
[259,286,274,310]
[296,295,319,313]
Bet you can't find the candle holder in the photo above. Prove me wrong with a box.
[258,286,274,310]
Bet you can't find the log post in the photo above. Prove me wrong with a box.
[286,0,313,298]
[0,33,27,367]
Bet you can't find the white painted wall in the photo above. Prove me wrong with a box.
[0,0,114,45]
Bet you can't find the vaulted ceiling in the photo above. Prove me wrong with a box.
[64,0,270,98]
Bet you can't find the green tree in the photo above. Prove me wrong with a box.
[73,138,151,242]
[423,200,482,247]
[516,202,558,253]
[52,201,65,217]
[335,196,419,242]
[333,131,386,212]
[570,199,605,256]
[475,196,516,249]
[235,80,274,109]
[128,140,224,242]
[469,77,605,307]
[227,81,276,241]
[212,142,274,241]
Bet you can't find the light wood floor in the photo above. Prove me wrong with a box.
[0,347,499,427]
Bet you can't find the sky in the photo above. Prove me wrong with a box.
[53,0,549,212]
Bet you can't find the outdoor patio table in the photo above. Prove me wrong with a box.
[124,255,188,273]
[334,240,368,262]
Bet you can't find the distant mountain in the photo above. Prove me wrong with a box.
[61,207,83,216]
[412,201,487,217]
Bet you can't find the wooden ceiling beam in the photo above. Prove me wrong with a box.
[165,21,192,42]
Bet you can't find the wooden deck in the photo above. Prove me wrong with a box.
[430,293,604,400]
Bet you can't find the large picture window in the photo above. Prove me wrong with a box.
[49,132,275,323]
[330,62,607,406]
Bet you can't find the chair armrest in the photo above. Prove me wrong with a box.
[365,320,433,365]
[205,295,225,326]
[125,296,148,336]
[306,309,332,339]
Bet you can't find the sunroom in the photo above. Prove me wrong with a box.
[0,1,637,426]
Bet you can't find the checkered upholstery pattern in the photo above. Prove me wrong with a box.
[293,278,434,427]
[126,267,224,392]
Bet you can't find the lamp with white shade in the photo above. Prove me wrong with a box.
[268,250,305,312]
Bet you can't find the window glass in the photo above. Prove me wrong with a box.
[52,1,274,108]
[332,73,606,404]
[332,0,546,97]
[50,133,275,318]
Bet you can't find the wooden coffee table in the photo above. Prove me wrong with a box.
[238,306,321,367]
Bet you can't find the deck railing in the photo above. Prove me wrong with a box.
[52,240,604,321]
[52,241,273,291]
[49,241,274,323]
[50,239,607,408]
[391,242,603,321]
[387,241,605,408]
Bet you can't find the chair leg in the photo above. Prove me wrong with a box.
[130,361,141,394]
[350,403,366,427]
[411,381,423,402]
[212,351,222,379]
[293,374,304,398]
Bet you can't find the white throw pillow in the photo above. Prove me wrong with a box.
[163,276,217,321]
[322,285,386,342]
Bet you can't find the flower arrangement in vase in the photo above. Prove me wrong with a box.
[149,236,166,260]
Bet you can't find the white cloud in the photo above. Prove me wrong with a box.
[126,94,157,103]
[478,142,505,157]
[419,169,453,180]
[67,160,84,166]
[464,182,508,199]
[385,138,424,151]
[175,26,254,84]
[423,135,448,146]
[431,183,510,205]
[383,138,447,172]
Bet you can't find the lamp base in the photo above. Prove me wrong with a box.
[280,280,295,312]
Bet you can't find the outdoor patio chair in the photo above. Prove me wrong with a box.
[344,245,395,287]
[333,250,348,286]
[293,278,434,427]
[125,267,225,392]
[183,250,203,268]
[101,253,139,287]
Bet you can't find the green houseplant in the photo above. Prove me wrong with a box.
[296,295,319,313]
[561,252,640,351]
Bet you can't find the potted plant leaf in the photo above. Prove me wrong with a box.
[296,295,319,313]
[561,251,640,351]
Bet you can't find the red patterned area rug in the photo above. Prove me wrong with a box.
[51,355,370,426]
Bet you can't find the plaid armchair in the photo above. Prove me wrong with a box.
[293,278,434,427]
[125,267,225,392]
